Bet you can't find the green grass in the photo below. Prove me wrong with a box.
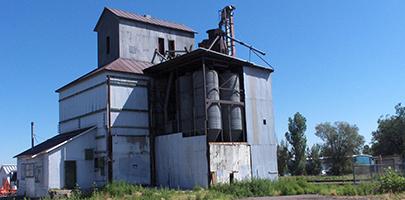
[43,171,405,200]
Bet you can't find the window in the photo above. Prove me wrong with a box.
[26,163,34,177]
[106,36,110,55]
[85,148,94,160]
[168,40,175,57]
[158,38,165,55]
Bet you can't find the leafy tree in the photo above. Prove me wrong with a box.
[285,112,307,175]
[371,103,405,156]
[277,140,289,176]
[362,144,372,155]
[306,144,322,175]
[315,122,364,175]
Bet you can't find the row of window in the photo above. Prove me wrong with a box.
[158,38,175,57]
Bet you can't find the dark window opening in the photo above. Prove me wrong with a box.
[158,38,165,55]
[168,40,175,57]
[263,119,267,125]
[85,148,94,160]
[106,36,110,55]
[229,172,235,184]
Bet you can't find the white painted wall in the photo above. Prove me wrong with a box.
[109,75,151,185]
[17,129,97,198]
[243,66,278,180]
[48,128,97,190]
[17,155,48,197]
[209,143,252,184]
[155,133,208,189]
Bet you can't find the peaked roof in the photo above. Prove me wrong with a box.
[0,165,16,174]
[56,58,152,92]
[14,127,95,158]
[95,7,196,33]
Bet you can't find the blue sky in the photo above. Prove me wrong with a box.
[1,1,404,164]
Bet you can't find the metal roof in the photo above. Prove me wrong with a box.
[143,48,274,74]
[14,127,95,158]
[56,58,152,92]
[101,7,196,33]
[0,165,16,174]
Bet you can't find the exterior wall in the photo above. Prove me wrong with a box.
[17,155,48,197]
[155,133,208,189]
[119,20,195,63]
[96,11,120,67]
[243,66,278,180]
[59,72,108,134]
[209,143,251,184]
[48,128,96,190]
[16,129,96,198]
[109,75,151,185]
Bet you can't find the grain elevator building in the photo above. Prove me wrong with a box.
[15,7,277,197]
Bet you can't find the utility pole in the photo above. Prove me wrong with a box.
[31,122,34,148]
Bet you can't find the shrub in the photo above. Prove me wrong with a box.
[378,168,405,193]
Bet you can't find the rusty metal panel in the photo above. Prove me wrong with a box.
[155,133,208,189]
[209,143,251,184]
[106,7,196,33]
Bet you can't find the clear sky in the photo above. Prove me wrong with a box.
[1,1,404,164]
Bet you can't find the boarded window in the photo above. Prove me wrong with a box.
[168,40,175,57]
[85,149,94,160]
[26,163,34,177]
[106,36,111,55]
[158,38,165,55]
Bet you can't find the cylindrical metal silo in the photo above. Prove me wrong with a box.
[193,69,222,140]
[220,71,243,142]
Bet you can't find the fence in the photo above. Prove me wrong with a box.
[353,163,405,183]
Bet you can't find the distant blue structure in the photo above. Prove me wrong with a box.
[353,154,374,165]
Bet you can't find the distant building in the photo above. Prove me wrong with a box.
[15,7,277,197]
[0,164,17,187]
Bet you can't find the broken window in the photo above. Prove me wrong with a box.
[168,40,175,57]
[158,38,165,55]
[106,36,111,55]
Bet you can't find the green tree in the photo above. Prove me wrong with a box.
[277,140,289,176]
[285,112,307,175]
[371,103,405,156]
[306,144,322,175]
[315,122,364,175]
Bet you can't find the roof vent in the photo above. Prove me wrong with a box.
[143,14,152,19]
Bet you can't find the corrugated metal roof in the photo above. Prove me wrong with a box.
[144,48,274,74]
[56,58,153,92]
[106,7,196,33]
[0,165,16,174]
[14,127,94,158]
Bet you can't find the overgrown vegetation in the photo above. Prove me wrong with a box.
[42,170,405,199]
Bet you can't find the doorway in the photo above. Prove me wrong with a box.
[64,161,77,189]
